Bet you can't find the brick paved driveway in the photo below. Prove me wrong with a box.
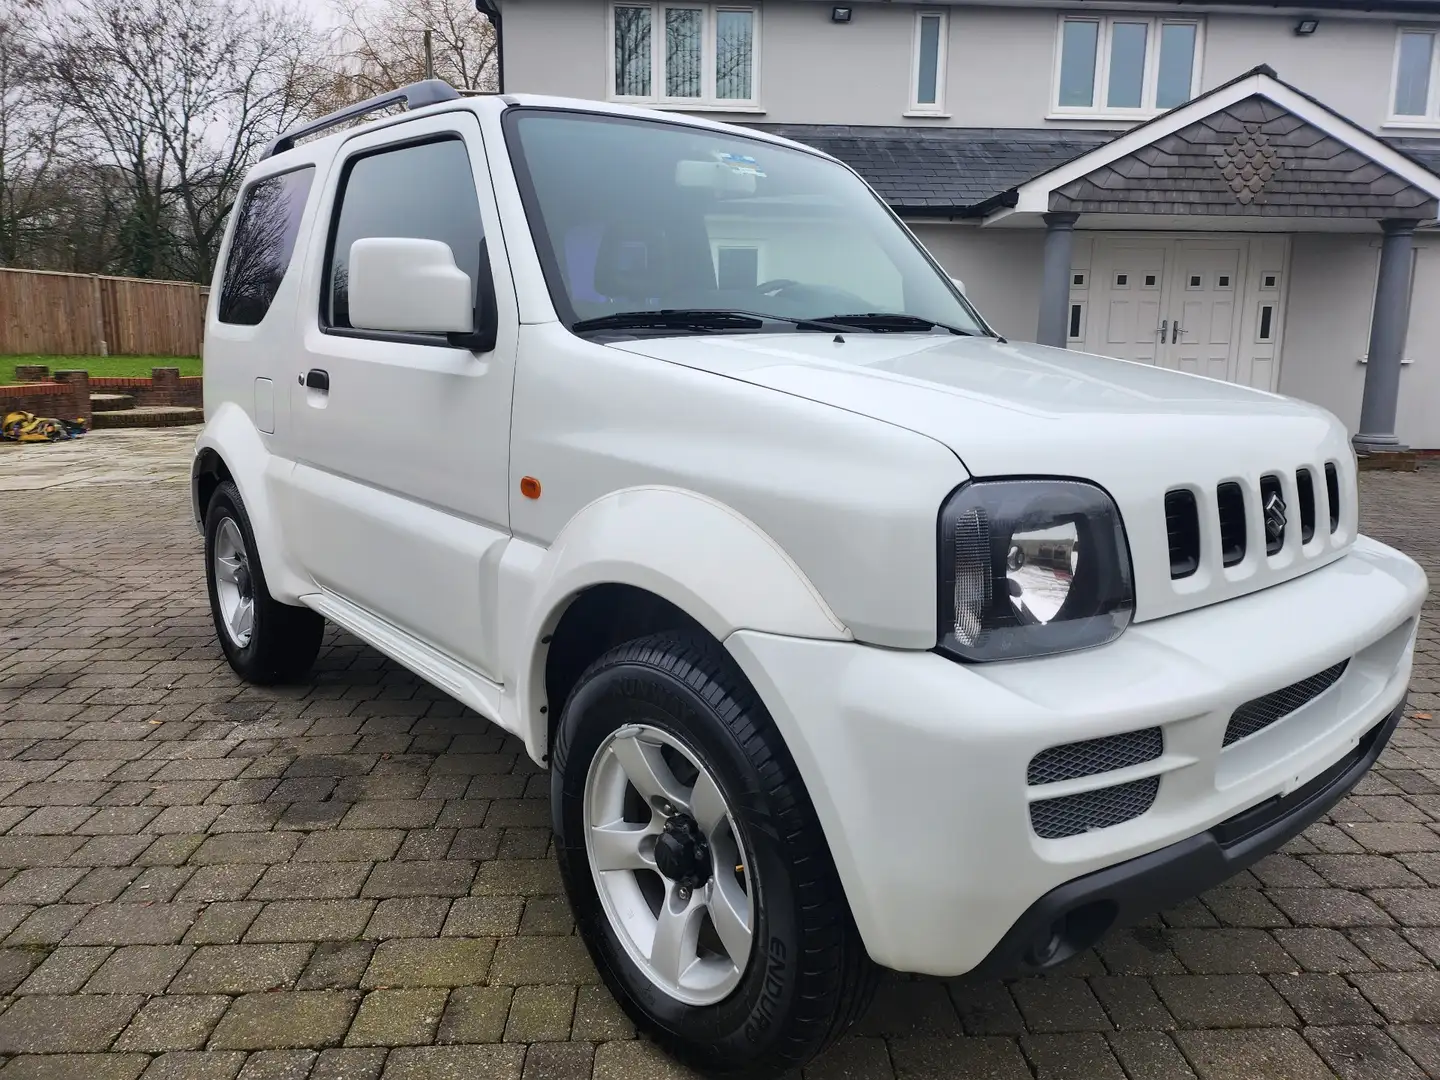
[1,431,1438,1080]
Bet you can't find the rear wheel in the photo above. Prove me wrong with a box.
[552,632,877,1078]
[204,480,324,684]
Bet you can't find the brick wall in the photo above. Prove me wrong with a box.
[0,371,91,425]
[89,369,202,409]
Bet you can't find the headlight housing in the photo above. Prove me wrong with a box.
[937,479,1134,662]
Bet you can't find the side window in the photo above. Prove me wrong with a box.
[218,166,315,326]
[325,138,484,332]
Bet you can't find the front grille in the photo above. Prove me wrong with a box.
[1164,490,1200,579]
[1030,777,1161,839]
[1223,659,1350,747]
[1217,482,1247,566]
[1028,728,1164,786]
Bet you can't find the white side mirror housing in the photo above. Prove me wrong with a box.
[348,237,474,334]
[950,276,967,296]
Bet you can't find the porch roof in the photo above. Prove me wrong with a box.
[752,68,1440,221]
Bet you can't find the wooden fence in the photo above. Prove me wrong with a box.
[0,267,209,357]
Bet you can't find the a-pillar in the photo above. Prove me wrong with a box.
[1036,212,1080,348]
[1353,219,1419,453]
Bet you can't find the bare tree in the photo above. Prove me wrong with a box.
[0,0,71,267]
[325,0,497,104]
[32,0,325,281]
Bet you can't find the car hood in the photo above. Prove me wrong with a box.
[607,332,1359,623]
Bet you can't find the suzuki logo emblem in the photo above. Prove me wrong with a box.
[1264,491,1287,545]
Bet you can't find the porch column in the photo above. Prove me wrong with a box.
[1354,219,1419,453]
[1037,212,1080,348]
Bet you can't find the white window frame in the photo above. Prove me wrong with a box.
[908,10,949,116]
[1050,14,1204,120]
[606,3,762,111]
[1387,27,1440,128]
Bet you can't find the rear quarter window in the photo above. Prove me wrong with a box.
[218,166,316,326]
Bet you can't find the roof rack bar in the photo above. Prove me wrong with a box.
[261,79,462,160]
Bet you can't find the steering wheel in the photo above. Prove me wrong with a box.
[753,278,800,297]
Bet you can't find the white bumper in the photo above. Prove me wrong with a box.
[725,534,1427,977]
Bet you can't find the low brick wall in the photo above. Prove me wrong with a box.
[88,369,202,409]
[0,371,91,425]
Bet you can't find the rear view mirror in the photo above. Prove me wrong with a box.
[676,154,760,196]
[348,237,474,334]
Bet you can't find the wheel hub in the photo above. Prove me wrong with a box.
[653,813,712,889]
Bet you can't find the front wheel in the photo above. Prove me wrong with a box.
[204,480,324,684]
[552,633,877,1078]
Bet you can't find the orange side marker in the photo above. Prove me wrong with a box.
[520,476,542,499]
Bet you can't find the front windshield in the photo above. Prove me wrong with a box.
[504,109,989,336]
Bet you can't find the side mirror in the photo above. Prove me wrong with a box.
[348,237,475,335]
[950,276,967,296]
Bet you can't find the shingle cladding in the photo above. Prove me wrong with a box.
[1050,96,1440,218]
[751,115,1440,218]
[749,124,1114,212]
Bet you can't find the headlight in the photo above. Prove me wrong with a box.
[938,479,1134,662]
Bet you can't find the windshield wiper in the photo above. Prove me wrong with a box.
[806,312,979,336]
[571,309,767,333]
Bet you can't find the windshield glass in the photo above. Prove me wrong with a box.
[504,109,989,336]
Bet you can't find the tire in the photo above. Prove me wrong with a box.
[552,632,877,1078]
[204,479,324,684]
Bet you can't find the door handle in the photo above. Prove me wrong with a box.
[303,369,329,392]
[1157,319,1168,340]
[1171,324,1184,344]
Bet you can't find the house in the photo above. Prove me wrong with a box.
[494,0,1440,450]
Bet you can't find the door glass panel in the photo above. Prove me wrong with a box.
[1058,20,1099,107]
[614,5,653,96]
[1156,23,1196,109]
[916,14,942,106]
[1107,22,1148,109]
[665,7,703,98]
[326,139,484,331]
[1395,31,1433,116]
[715,9,754,100]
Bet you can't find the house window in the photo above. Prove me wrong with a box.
[611,4,759,108]
[1054,15,1201,116]
[910,10,948,113]
[1391,29,1440,123]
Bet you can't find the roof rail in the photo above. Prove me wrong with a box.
[260,79,462,160]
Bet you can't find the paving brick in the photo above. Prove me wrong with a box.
[1339,822,1440,853]
[362,862,474,900]
[518,897,574,936]
[183,902,263,945]
[340,802,443,831]
[209,991,359,1051]
[365,898,450,940]
[1270,974,1381,1025]
[1107,1032,1197,1079]
[488,936,596,985]
[250,864,372,902]
[346,988,448,1047]
[298,941,377,991]
[311,1048,387,1080]
[1168,929,1296,974]
[171,943,311,994]
[138,1051,247,1080]
[1152,975,1296,1028]
[0,868,87,905]
[0,1054,149,1080]
[1021,1032,1126,1079]
[505,985,576,1043]
[244,900,376,943]
[570,985,634,1041]
[521,1043,596,1080]
[1303,1026,1427,1080]
[1010,977,1111,1033]
[1348,926,1430,970]
[0,947,46,992]
[0,993,144,1053]
[1372,887,1440,924]
[1272,928,1376,973]
[1200,888,1290,928]
[191,835,300,866]
[178,866,266,903]
[471,860,562,897]
[436,986,513,1044]
[884,1037,1033,1080]
[7,905,92,946]
[84,944,192,993]
[1090,975,1174,1030]
[363,938,495,988]
[1388,1026,1440,1076]
[16,946,112,994]
[66,903,201,946]
[294,831,404,864]
[441,897,521,938]
[1306,854,1426,888]
[236,1050,317,1080]
[1351,970,1440,1022]
[382,1045,525,1080]
[1175,1029,1333,1080]
[1096,926,1186,976]
[116,995,233,1052]
[1268,890,1392,928]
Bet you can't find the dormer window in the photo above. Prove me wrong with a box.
[610,4,760,109]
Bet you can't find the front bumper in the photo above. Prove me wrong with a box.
[724,535,1427,977]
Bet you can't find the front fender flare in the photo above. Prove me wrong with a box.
[192,403,309,603]
[505,486,851,762]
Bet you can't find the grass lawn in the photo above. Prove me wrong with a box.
[7,355,202,380]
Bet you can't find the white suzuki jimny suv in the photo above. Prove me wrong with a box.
[194,80,1427,1076]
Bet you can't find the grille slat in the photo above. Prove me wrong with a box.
[1224,659,1350,747]
[1030,777,1161,839]
[1297,468,1317,544]
[1028,728,1164,786]
[1217,482,1247,567]
[1164,490,1200,579]
[1325,462,1341,533]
